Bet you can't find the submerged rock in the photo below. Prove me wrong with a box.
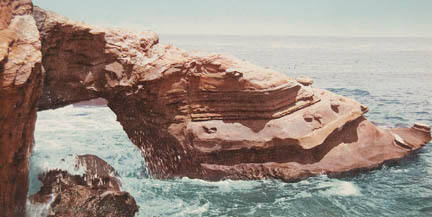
[33,6,431,182]
[30,155,138,217]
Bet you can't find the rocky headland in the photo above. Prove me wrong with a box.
[0,1,430,216]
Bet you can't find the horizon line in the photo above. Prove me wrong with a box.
[157,32,432,39]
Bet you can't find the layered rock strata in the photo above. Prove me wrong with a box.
[30,155,138,217]
[0,1,42,216]
[34,7,431,183]
[5,4,428,217]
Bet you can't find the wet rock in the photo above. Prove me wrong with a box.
[30,155,138,217]
[75,154,122,191]
[0,1,42,216]
[33,7,431,182]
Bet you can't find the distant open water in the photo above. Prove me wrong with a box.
[28,35,432,217]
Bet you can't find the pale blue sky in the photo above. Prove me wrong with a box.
[33,0,432,37]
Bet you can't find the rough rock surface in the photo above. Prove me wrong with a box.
[73,97,108,107]
[74,154,122,191]
[33,6,158,110]
[34,6,431,182]
[0,1,42,216]
[30,155,138,217]
[1,3,427,217]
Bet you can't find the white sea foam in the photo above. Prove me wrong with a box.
[26,194,54,217]
[177,202,209,216]
[180,177,261,192]
[319,180,362,197]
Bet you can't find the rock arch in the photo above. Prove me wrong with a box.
[0,3,430,217]
[33,6,431,181]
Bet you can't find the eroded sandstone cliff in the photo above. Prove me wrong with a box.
[0,3,431,216]
[0,1,42,216]
[33,6,431,182]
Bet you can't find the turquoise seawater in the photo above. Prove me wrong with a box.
[28,35,432,217]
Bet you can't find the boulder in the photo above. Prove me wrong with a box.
[75,154,122,191]
[30,155,138,217]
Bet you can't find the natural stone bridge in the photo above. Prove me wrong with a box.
[33,6,431,181]
[0,2,430,217]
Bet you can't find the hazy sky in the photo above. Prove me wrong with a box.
[33,0,432,37]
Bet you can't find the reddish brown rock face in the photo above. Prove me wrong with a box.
[202,117,431,181]
[0,4,430,215]
[0,1,42,216]
[33,6,431,184]
[2,3,428,217]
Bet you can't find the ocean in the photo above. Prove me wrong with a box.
[28,35,432,217]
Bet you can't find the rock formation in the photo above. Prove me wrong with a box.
[33,6,431,183]
[30,155,138,217]
[0,2,431,216]
[0,1,42,216]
